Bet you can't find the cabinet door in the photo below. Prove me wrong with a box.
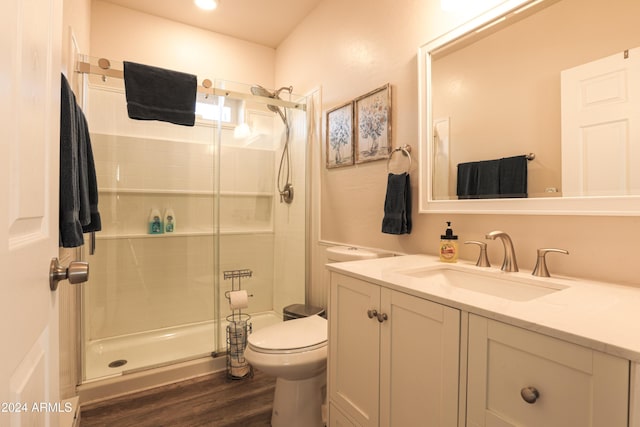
[467,314,629,427]
[329,274,381,426]
[329,402,358,427]
[379,289,460,427]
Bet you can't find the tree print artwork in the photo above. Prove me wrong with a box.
[326,102,354,168]
[355,84,391,163]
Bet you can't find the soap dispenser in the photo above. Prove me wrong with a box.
[148,208,163,234]
[164,208,175,233]
[439,221,458,263]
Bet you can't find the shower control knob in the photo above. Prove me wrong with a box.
[280,184,294,204]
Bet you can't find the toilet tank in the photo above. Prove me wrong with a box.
[326,246,388,263]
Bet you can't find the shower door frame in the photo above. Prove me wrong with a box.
[74,57,309,385]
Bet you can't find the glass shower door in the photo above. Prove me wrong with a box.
[79,63,309,381]
[214,81,308,350]
[81,58,219,381]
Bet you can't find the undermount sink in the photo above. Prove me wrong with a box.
[396,266,567,301]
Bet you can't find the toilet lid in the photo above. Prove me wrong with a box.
[248,315,327,353]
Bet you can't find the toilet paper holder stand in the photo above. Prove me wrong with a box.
[224,269,254,380]
[224,269,255,304]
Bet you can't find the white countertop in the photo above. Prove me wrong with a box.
[327,254,640,363]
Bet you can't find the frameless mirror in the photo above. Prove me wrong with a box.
[418,0,640,215]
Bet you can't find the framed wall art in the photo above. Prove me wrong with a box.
[326,101,354,168]
[355,83,391,163]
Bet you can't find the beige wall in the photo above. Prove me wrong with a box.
[276,0,640,310]
[90,0,275,86]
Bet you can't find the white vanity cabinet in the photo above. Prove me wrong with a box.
[328,273,461,427]
[467,314,629,427]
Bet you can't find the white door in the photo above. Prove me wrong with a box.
[561,47,640,196]
[1,0,62,426]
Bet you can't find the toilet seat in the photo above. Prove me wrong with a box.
[248,315,327,354]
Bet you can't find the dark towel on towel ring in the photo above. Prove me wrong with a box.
[123,61,198,127]
[382,172,412,235]
[59,74,101,248]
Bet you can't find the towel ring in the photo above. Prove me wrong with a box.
[387,145,412,174]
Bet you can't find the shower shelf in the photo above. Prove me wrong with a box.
[95,228,274,240]
[99,188,274,197]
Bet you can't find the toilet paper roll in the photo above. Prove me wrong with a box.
[228,290,249,310]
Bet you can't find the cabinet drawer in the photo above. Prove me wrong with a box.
[467,315,629,427]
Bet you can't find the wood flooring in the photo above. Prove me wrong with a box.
[80,369,276,427]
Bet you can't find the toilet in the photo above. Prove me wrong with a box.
[244,245,384,427]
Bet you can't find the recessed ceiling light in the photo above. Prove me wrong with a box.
[195,0,218,11]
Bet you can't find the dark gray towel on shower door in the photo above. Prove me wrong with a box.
[123,61,198,127]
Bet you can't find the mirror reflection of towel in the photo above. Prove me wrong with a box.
[382,173,412,235]
[457,155,527,199]
[123,61,197,127]
[457,159,499,199]
[499,155,527,198]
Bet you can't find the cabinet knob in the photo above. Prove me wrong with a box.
[520,386,540,404]
[367,309,388,322]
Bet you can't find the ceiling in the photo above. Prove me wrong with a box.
[101,0,323,48]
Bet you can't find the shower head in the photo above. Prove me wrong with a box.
[250,85,274,99]
[250,85,293,100]
[250,85,293,125]
[250,84,295,204]
[273,85,293,98]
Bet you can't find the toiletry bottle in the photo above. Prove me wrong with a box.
[440,221,458,263]
[148,208,163,234]
[164,208,175,233]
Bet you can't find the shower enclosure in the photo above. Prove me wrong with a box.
[79,56,308,382]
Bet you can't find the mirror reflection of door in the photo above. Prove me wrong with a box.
[561,47,640,197]
[433,118,450,199]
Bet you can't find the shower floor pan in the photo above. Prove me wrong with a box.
[84,311,281,381]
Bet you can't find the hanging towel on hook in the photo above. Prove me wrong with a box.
[59,73,101,248]
[123,61,198,126]
[77,110,102,233]
[382,172,412,235]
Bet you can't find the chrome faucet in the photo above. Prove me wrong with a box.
[485,230,518,272]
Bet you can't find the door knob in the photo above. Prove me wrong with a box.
[50,258,89,291]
